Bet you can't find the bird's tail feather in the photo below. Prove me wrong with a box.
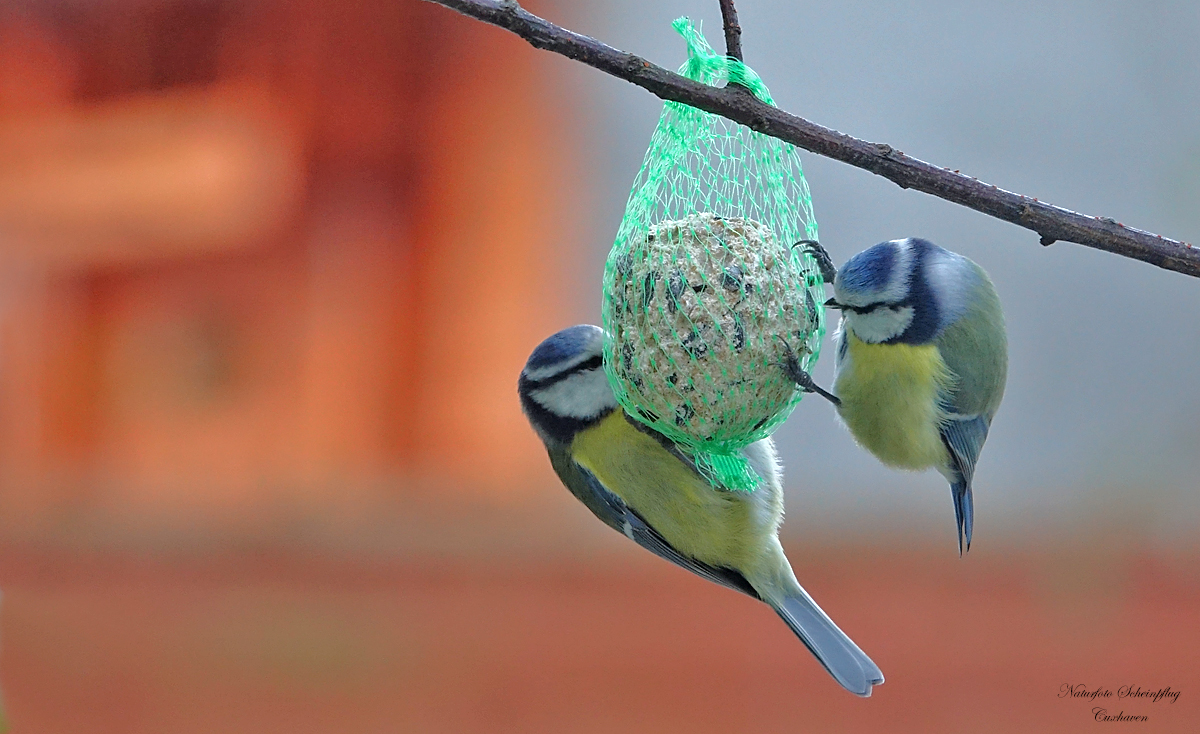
[771,588,884,697]
[951,478,974,555]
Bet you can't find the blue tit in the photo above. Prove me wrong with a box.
[518,324,883,697]
[797,238,1008,555]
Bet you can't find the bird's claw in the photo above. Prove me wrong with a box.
[793,240,838,283]
[778,339,841,407]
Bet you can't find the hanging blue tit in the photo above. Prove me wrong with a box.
[785,238,1008,554]
[520,325,884,697]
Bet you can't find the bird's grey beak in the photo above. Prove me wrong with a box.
[824,298,844,310]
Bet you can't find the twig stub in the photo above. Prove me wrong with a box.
[718,0,744,62]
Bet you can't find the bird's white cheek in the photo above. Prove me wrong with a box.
[531,370,616,419]
[845,306,914,344]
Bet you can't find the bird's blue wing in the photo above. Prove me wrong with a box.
[546,446,760,599]
[941,413,989,487]
[938,412,991,553]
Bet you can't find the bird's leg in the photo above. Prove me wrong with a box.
[778,339,841,407]
[793,240,838,283]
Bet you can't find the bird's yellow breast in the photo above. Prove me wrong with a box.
[569,411,764,569]
[834,333,951,470]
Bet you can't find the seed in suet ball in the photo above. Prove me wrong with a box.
[607,212,816,445]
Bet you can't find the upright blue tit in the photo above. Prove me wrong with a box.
[796,238,1007,554]
[519,325,883,697]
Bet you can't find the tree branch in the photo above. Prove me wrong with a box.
[425,0,1200,279]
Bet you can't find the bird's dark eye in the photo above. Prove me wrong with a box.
[575,355,603,373]
[845,301,887,315]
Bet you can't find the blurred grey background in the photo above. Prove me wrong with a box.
[556,0,1200,548]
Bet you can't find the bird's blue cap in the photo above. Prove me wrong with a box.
[523,324,603,376]
[837,241,897,293]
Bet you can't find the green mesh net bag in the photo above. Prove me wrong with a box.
[601,17,826,491]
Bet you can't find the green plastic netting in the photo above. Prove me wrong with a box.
[600,18,826,491]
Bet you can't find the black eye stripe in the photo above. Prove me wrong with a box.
[523,354,603,388]
[844,301,887,314]
[844,300,914,315]
[575,355,603,373]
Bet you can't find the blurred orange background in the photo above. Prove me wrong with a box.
[0,0,575,520]
[0,0,1195,732]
